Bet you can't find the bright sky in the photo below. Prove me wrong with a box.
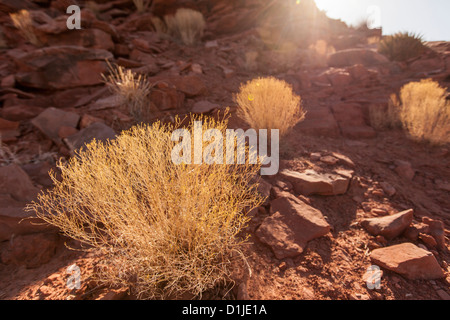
[314,0,450,41]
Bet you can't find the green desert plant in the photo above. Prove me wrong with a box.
[397,78,450,145]
[164,8,206,46]
[27,114,264,299]
[378,31,426,61]
[234,77,306,137]
[9,10,41,46]
[102,61,153,122]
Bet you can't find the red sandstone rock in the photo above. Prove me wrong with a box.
[256,194,330,259]
[370,243,445,280]
[361,209,414,239]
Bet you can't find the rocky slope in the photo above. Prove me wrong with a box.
[0,0,449,300]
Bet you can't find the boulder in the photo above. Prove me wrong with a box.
[21,161,56,189]
[370,243,445,280]
[0,117,20,142]
[0,164,39,202]
[410,58,445,72]
[361,209,414,239]
[52,29,113,51]
[320,155,339,165]
[64,122,116,152]
[128,49,160,75]
[1,233,59,268]
[256,194,330,259]
[257,178,272,205]
[89,95,122,111]
[1,74,15,88]
[328,49,389,67]
[331,103,376,139]
[31,107,80,145]
[347,64,373,80]
[169,75,207,98]
[279,169,350,196]
[0,165,52,241]
[192,100,220,114]
[422,217,446,250]
[295,106,340,138]
[149,85,185,111]
[379,182,396,197]
[13,46,113,89]
[1,104,45,121]
[35,17,115,51]
[79,114,105,129]
[0,195,44,242]
[320,68,353,87]
[403,221,429,242]
[331,152,356,168]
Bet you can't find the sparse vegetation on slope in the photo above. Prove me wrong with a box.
[28,115,264,299]
[164,8,206,46]
[102,61,153,122]
[234,77,306,137]
[9,10,41,46]
[378,32,425,61]
[397,78,450,145]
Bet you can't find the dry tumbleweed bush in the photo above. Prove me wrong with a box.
[398,79,450,145]
[369,94,402,130]
[234,77,306,137]
[9,10,41,46]
[28,114,264,299]
[102,61,152,122]
[164,8,205,46]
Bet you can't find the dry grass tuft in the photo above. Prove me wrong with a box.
[378,32,425,61]
[133,0,150,13]
[9,10,41,46]
[151,16,168,35]
[164,8,205,46]
[397,79,450,145]
[234,77,305,137]
[27,114,264,299]
[102,61,153,122]
[369,94,402,130]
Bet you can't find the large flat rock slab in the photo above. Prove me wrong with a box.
[0,164,39,202]
[370,243,445,280]
[256,194,331,259]
[64,122,116,152]
[13,46,113,89]
[279,169,350,196]
[328,49,389,67]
